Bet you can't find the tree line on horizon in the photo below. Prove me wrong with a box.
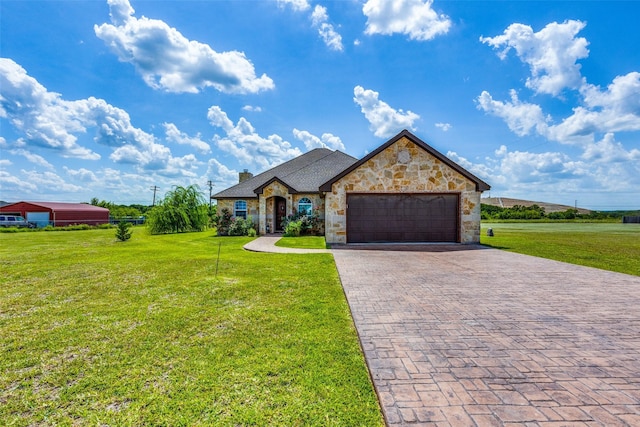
[481,203,638,221]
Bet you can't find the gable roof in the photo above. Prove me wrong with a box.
[320,130,491,192]
[213,148,358,199]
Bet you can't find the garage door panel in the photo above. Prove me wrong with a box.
[347,194,458,243]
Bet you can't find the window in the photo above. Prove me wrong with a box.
[234,200,247,219]
[298,197,313,216]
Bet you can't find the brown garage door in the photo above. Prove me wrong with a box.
[347,193,459,243]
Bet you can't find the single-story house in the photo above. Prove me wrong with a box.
[213,130,490,244]
[0,201,110,227]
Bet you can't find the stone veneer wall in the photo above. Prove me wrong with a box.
[216,199,260,229]
[324,137,482,244]
[292,193,325,235]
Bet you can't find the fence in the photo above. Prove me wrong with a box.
[622,216,640,223]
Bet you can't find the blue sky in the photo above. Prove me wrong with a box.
[1,0,639,210]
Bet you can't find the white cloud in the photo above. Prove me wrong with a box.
[0,58,156,159]
[480,20,589,96]
[0,169,38,193]
[8,149,54,169]
[64,167,99,182]
[277,0,310,12]
[311,5,344,52]
[205,158,239,191]
[581,133,640,163]
[363,0,451,41]
[435,122,451,131]
[163,123,211,154]
[293,129,346,151]
[21,170,85,193]
[207,105,302,171]
[95,0,274,94]
[242,105,262,113]
[477,90,550,137]
[451,141,640,200]
[0,58,199,179]
[353,85,419,138]
[109,142,200,177]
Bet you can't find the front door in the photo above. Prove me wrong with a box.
[275,197,286,231]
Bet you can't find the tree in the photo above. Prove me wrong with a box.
[146,185,209,234]
[115,220,132,241]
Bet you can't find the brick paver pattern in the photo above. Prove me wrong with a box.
[332,246,640,426]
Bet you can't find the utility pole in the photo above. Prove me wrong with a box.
[150,185,159,206]
[207,180,214,213]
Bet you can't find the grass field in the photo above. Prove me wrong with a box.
[275,236,327,249]
[0,228,383,426]
[481,222,640,276]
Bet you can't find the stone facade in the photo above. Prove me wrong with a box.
[324,136,482,244]
[217,198,260,228]
[254,181,325,235]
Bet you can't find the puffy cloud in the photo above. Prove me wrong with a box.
[242,105,262,113]
[163,123,211,154]
[293,129,346,151]
[476,90,550,137]
[581,133,640,163]
[0,58,155,159]
[107,0,134,26]
[277,0,310,12]
[480,20,589,96]
[21,170,85,193]
[363,0,451,41]
[95,0,274,94]
[205,158,239,190]
[450,141,640,199]
[109,141,200,177]
[311,5,343,52]
[7,149,54,169]
[207,105,302,171]
[435,122,451,131]
[64,167,99,182]
[353,85,419,138]
[582,72,640,114]
[0,169,38,192]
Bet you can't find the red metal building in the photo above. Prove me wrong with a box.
[0,202,110,227]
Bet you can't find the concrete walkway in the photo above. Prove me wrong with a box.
[332,246,640,426]
[243,235,331,254]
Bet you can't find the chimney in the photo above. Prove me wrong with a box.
[239,169,253,183]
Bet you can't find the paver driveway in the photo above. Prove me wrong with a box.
[332,245,640,426]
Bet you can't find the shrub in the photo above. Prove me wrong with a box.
[281,208,321,236]
[115,220,132,241]
[284,220,302,237]
[216,208,233,236]
[247,228,257,237]
[227,216,255,236]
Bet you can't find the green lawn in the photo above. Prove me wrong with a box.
[481,222,640,276]
[0,228,383,426]
[275,236,328,249]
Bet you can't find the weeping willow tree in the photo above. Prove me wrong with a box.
[146,185,209,234]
